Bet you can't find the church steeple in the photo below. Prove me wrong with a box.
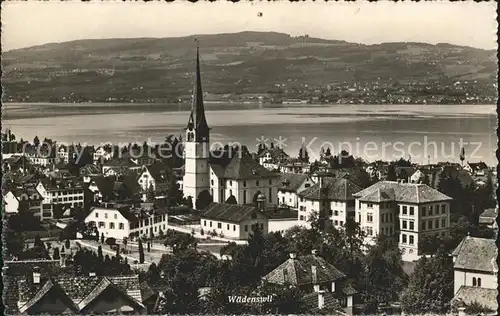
[186,42,210,143]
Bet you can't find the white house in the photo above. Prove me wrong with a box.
[3,186,46,219]
[93,146,113,164]
[137,163,172,195]
[85,204,168,240]
[297,177,362,229]
[450,236,498,312]
[464,161,488,176]
[353,180,452,262]
[257,147,289,170]
[200,202,269,240]
[278,173,315,208]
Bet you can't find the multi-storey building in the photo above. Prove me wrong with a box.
[36,178,85,210]
[84,204,168,240]
[278,173,315,208]
[3,185,46,219]
[353,180,452,262]
[297,177,362,229]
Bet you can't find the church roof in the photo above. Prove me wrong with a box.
[201,202,268,223]
[210,151,279,180]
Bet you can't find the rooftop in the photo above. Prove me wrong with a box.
[201,202,267,223]
[298,177,362,201]
[353,181,452,203]
[451,236,497,273]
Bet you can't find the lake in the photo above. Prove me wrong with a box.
[2,103,496,165]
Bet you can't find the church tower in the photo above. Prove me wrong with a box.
[183,44,210,207]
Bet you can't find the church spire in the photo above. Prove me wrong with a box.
[186,41,210,142]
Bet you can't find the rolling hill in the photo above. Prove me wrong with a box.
[2,31,496,103]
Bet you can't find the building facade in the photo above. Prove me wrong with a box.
[353,180,452,262]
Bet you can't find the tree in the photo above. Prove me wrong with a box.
[186,196,194,209]
[101,233,105,244]
[401,250,454,314]
[97,245,104,262]
[196,190,213,210]
[459,147,465,166]
[34,234,44,248]
[53,247,60,260]
[33,135,40,147]
[298,144,309,163]
[138,240,145,264]
[164,230,197,254]
[147,241,151,253]
[386,164,397,181]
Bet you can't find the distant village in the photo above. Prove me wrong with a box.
[2,50,497,315]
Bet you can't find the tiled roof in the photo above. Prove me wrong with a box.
[451,286,498,311]
[354,181,452,204]
[279,173,311,193]
[467,162,488,171]
[79,164,101,176]
[257,148,289,160]
[302,291,342,314]
[144,163,172,182]
[201,202,267,223]
[395,166,416,178]
[452,236,497,272]
[479,208,498,225]
[17,274,144,313]
[298,177,362,201]
[262,253,346,286]
[210,151,279,180]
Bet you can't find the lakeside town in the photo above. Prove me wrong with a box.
[2,47,498,315]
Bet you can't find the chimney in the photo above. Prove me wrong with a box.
[318,290,325,310]
[289,252,297,260]
[33,266,41,284]
[312,265,319,292]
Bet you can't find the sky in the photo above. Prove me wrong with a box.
[2,1,497,51]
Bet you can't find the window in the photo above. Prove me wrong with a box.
[300,215,304,221]
[210,221,212,227]
[233,225,236,231]
[204,220,207,226]
[114,214,117,220]
[441,204,446,214]
[409,235,414,245]
[211,179,214,186]
[243,191,247,204]
[441,218,446,228]
[243,181,247,187]
[229,180,232,186]
[105,213,108,219]
[435,219,440,229]
[409,221,414,230]
[473,277,477,287]
[402,206,408,215]
[421,206,426,217]
[329,210,333,216]
[109,222,115,229]
[428,220,433,229]
[98,221,105,228]
[389,213,393,222]
[217,223,222,229]
[334,210,339,216]
[227,224,230,230]
[389,227,393,235]
[366,227,373,236]
[421,221,426,230]
[367,203,373,208]
[119,223,124,230]
[244,225,248,232]
[340,221,344,226]
[402,220,408,229]
[409,207,414,216]
[334,220,338,226]
[95,212,99,218]
[269,179,272,185]
[358,213,361,222]
[367,213,373,223]
[402,234,407,244]
[256,180,260,186]
[269,188,272,203]
[478,278,482,287]
[429,206,433,216]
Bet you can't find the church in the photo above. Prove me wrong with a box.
[183,46,280,208]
